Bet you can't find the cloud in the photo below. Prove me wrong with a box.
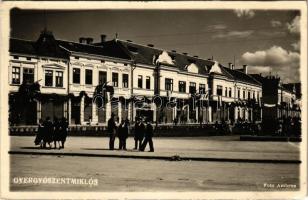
[234,9,255,19]
[291,41,300,51]
[207,24,227,30]
[241,46,300,82]
[270,20,282,27]
[286,15,300,34]
[212,30,254,39]
[248,66,272,74]
[258,30,286,37]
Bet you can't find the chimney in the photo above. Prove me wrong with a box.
[182,52,188,55]
[79,37,86,44]
[243,64,248,74]
[86,37,93,44]
[100,34,106,42]
[171,50,177,53]
[147,44,154,47]
[228,62,233,69]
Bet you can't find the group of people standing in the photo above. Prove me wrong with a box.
[35,117,69,149]
[107,114,154,152]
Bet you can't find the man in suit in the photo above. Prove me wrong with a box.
[134,117,144,150]
[140,118,154,152]
[107,113,117,150]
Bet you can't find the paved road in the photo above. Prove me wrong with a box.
[10,136,300,161]
[10,154,300,192]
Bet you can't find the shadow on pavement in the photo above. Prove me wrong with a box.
[81,148,139,152]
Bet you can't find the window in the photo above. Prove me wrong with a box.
[217,85,223,96]
[225,87,228,97]
[189,82,196,94]
[238,88,241,98]
[73,68,80,84]
[179,81,186,93]
[75,56,79,60]
[165,78,173,91]
[13,56,19,59]
[112,72,118,87]
[229,87,232,97]
[122,74,129,88]
[23,68,34,84]
[248,91,251,99]
[101,60,105,63]
[85,69,92,85]
[199,84,206,94]
[26,57,31,61]
[138,75,143,88]
[99,71,107,85]
[146,76,151,89]
[45,70,53,86]
[55,71,63,87]
[12,67,20,84]
[243,90,246,99]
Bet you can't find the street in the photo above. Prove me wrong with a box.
[10,136,300,161]
[9,136,301,191]
[10,154,299,192]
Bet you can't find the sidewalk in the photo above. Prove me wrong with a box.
[9,136,301,163]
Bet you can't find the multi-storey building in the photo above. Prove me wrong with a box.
[251,74,301,121]
[8,30,268,128]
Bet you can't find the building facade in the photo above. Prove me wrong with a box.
[8,30,299,129]
[251,74,301,121]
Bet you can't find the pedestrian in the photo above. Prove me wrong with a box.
[134,117,144,150]
[34,119,44,148]
[140,118,154,152]
[53,117,61,149]
[107,113,117,150]
[118,120,129,150]
[42,117,53,149]
[60,117,68,149]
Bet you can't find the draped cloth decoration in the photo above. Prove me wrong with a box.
[17,81,41,102]
[94,83,114,103]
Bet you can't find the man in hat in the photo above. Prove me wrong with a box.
[107,113,117,150]
[140,118,154,152]
[134,116,144,150]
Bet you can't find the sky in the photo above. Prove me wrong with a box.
[10,9,301,83]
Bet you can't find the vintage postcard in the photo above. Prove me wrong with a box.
[0,1,307,199]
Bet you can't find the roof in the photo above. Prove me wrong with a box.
[9,38,37,55]
[96,39,214,75]
[282,83,295,93]
[10,30,131,61]
[10,30,68,59]
[250,74,265,83]
[58,40,131,60]
[223,67,261,86]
